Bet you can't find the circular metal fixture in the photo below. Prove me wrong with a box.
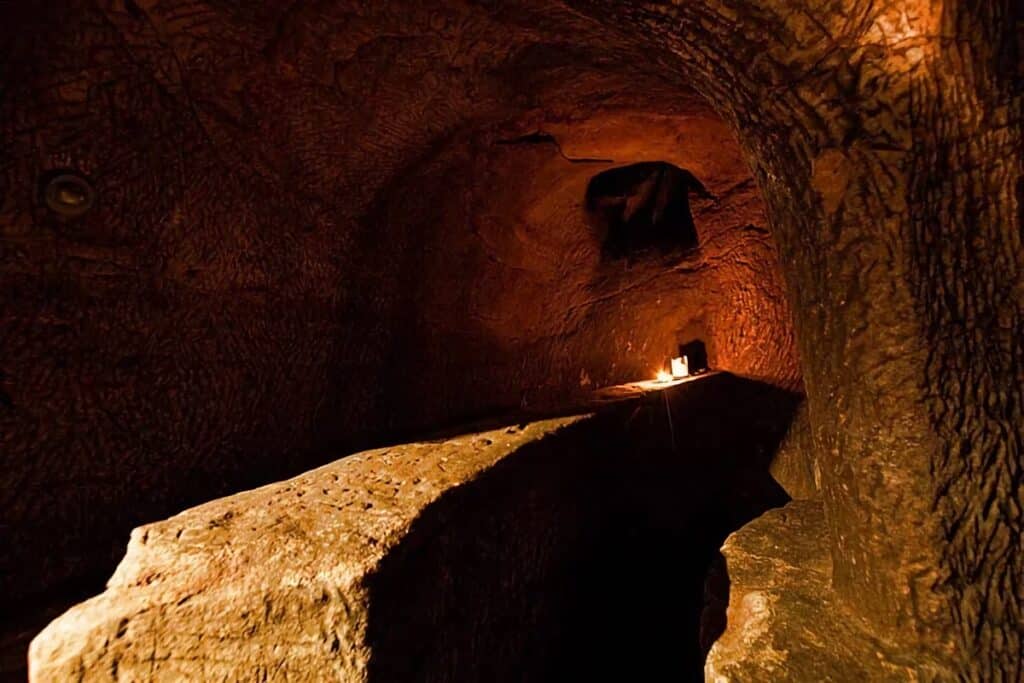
[42,171,95,218]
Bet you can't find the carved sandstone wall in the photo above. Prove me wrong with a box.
[0,0,797,613]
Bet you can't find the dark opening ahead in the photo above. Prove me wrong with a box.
[680,339,709,374]
[585,162,711,260]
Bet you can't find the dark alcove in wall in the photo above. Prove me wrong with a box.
[584,162,712,260]
[680,339,709,374]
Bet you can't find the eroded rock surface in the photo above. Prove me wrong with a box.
[29,417,587,681]
[705,502,953,682]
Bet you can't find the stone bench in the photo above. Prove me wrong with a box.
[30,417,594,681]
[31,374,800,681]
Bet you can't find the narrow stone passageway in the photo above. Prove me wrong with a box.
[30,374,799,681]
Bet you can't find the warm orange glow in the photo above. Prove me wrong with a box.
[656,370,673,382]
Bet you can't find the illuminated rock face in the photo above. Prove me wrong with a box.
[2,0,1022,680]
[27,417,590,682]
[705,502,954,681]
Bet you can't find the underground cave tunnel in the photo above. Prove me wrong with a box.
[3,1,1023,682]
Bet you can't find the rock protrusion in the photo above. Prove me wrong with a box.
[705,501,953,682]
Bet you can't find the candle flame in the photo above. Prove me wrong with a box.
[656,370,673,382]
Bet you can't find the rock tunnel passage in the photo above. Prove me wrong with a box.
[3,0,1023,680]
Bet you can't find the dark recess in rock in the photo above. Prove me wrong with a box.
[586,162,709,260]
[494,131,613,163]
[680,339,709,374]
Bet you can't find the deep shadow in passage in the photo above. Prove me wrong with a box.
[365,374,799,682]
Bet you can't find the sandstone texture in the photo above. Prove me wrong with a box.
[705,502,953,682]
[29,417,587,681]
[1,0,1021,679]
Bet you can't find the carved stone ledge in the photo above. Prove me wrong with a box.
[29,416,589,682]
